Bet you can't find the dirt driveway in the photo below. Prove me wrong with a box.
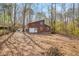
[0,32,79,56]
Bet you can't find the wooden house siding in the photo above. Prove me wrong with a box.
[26,20,51,33]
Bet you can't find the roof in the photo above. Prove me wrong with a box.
[27,20,44,25]
[27,20,51,28]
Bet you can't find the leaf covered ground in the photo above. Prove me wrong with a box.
[0,32,79,56]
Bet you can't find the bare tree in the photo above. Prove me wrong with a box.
[22,4,26,32]
[11,3,16,32]
[53,3,56,33]
[78,4,79,17]
[72,3,75,34]
[50,3,54,33]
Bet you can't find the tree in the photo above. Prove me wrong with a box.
[25,7,33,23]
[25,4,33,23]
[0,4,12,24]
[50,3,57,33]
[72,3,75,34]
[50,3,54,33]
[22,4,26,32]
[53,3,56,33]
[35,12,46,21]
[62,4,67,32]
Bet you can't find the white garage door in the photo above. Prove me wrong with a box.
[29,28,38,33]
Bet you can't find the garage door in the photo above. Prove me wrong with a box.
[29,28,38,33]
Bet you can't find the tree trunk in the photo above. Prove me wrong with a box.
[51,3,54,33]
[22,4,26,32]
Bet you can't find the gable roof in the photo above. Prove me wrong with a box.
[27,20,44,25]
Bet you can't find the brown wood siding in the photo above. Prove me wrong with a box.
[26,20,51,33]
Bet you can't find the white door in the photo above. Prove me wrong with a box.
[29,28,37,33]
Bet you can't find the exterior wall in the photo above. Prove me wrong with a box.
[27,20,51,33]
[29,28,38,33]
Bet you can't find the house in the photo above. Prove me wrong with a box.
[26,20,51,33]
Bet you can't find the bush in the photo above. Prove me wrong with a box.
[0,29,10,36]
